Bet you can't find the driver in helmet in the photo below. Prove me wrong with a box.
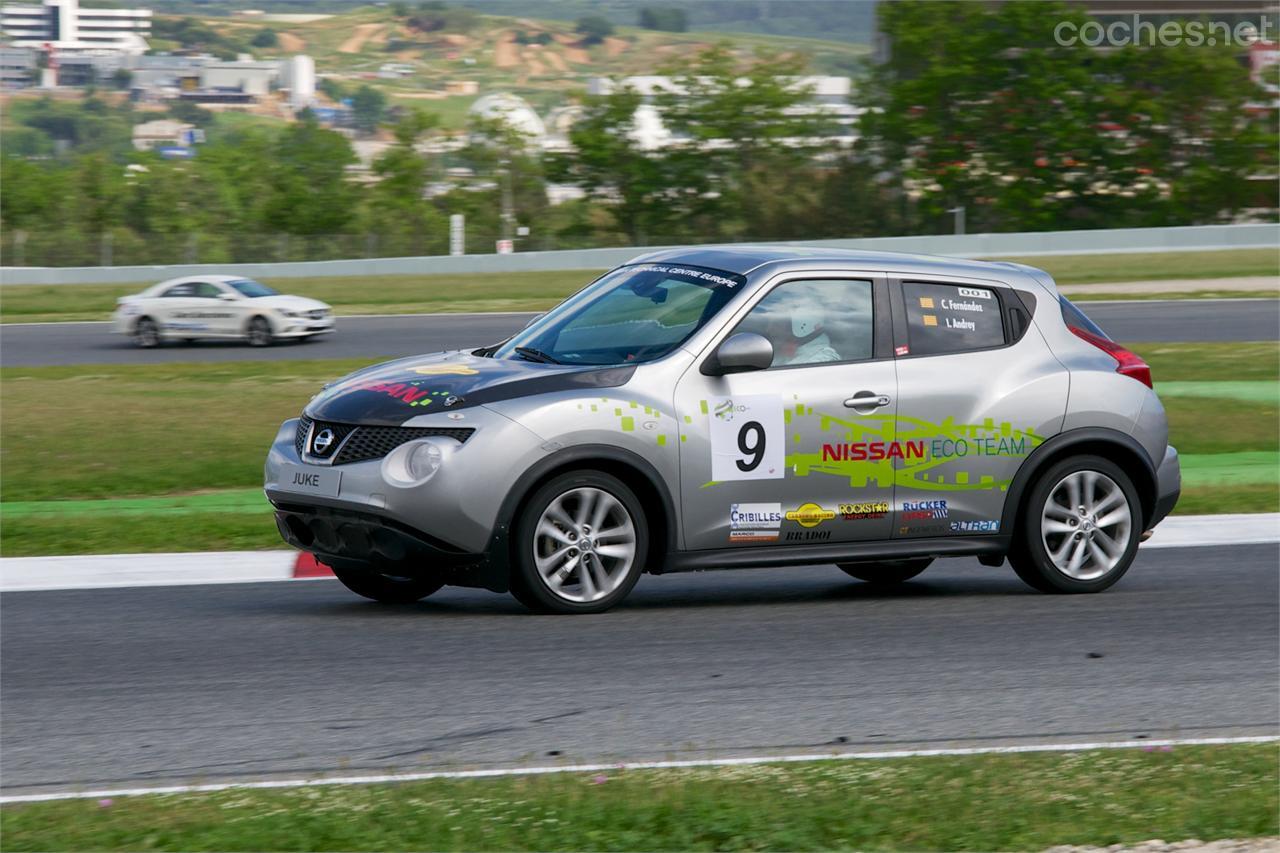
[773,306,841,365]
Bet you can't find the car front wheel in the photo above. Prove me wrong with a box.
[837,558,932,584]
[511,471,648,614]
[331,564,444,603]
[247,316,274,347]
[1009,455,1140,593]
[134,317,160,348]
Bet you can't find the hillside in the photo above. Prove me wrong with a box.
[165,5,869,127]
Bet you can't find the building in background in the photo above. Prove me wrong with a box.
[1,0,150,55]
[280,53,314,109]
[0,43,36,87]
[131,118,194,151]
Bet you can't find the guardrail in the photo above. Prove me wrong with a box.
[1,223,1276,286]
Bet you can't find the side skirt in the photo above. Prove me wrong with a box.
[660,536,1010,574]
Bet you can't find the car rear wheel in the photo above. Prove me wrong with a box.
[247,316,273,347]
[837,558,932,584]
[134,317,160,348]
[331,564,444,604]
[1009,455,1140,593]
[511,471,647,614]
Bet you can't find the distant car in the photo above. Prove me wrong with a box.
[265,246,1180,614]
[112,276,334,348]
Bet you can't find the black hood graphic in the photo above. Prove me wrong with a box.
[304,351,636,425]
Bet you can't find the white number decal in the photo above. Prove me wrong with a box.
[709,395,785,481]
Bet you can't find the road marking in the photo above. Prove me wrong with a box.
[2,735,1275,804]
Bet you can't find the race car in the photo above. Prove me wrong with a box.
[112,275,335,347]
[264,246,1180,614]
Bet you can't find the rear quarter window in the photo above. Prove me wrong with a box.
[903,282,1006,356]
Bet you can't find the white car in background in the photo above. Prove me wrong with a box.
[112,276,335,348]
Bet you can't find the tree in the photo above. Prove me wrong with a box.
[860,0,1277,232]
[251,28,278,48]
[168,100,213,126]
[111,68,133,90]
[363,109,446,255]
[575,15,614,46]
[638,7,687,32]
[350,85,388,133]
[390,2,409,17]
[261,116,359,237]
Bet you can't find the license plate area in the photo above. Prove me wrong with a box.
[278,463,341,498]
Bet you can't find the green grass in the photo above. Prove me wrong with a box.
[2,744,1275,851]
[0,343,1274,556]
[2,248,1277,324]
[995,247,1279,285]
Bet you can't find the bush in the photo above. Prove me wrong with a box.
[251,28,278,48]
[638,7,687,32]
[575,15,613,45]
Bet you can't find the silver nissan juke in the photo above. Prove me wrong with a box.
[264,246,1180,613]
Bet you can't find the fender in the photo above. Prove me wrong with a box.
[1000,426,1158,535]
[479,443,680,592]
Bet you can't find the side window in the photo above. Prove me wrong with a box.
[162,283,195,298]
[192,282,222,299]
[902,281,1005,356]
[734,279,874,368]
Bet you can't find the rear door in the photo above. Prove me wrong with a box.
[154,281,198,335]
[674,273,899,550]
[889,276,1067,538]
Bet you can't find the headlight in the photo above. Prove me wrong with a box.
[278,309,303,318]
[381,438,452,488]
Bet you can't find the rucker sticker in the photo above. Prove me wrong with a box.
[709,395,785,482]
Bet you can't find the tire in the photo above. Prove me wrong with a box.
[331,563,444,604]
[181,338,197,345]
[247,316,274,347]
[134,317,161,348]
[1008,454,1141,594]
[837,558,932,584]
[510,470,648,614]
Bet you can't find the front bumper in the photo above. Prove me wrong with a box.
[274,319,336,338]
[1149,444,1180,529]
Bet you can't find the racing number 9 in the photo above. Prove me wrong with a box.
[736,421,765,472]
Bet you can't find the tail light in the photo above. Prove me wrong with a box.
[1068,325,1153,388]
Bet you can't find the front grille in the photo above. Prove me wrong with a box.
[296,416,473,465]
[334,425,474,465]
[306,309,328,320]
[294,415,312,458]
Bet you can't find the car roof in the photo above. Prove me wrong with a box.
[627,244,1045,285]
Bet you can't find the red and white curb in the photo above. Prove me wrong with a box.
[1,513,1276,593]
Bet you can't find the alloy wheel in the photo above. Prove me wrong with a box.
[533,487,637,603]
[1040,469,1133,580]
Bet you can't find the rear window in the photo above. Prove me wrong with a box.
[1059,296,1110,339]
[902,281,1006,356]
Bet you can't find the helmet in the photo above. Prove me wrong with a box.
[791,308,824,338]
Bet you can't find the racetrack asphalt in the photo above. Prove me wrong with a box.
[2,299,1276,367]
[2,543,1276,794]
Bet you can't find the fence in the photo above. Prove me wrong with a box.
[1,223,1276,286]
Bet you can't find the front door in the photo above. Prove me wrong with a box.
[674,274,899,551]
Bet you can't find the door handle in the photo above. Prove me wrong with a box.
[844,391,891,409]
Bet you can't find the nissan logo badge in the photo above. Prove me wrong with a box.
[312,428,336,455]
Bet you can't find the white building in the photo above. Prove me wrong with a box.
[1,0,150,55]
[469,92,546,142]
[132,119,193,151]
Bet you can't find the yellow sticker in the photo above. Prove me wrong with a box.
[785,502,836,528]
[919,297,935,308]
[410,364,479,376]
[923,315,938,327]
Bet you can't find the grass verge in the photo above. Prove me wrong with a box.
[2,744,1276,852]
[0,343,1274,556]
[2,248,1276,324]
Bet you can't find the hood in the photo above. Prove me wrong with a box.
[253,294,330,311]
[304,351,636,425]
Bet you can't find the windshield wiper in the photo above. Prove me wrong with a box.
[514,346,561,364]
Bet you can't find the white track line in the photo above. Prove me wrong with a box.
[2,735,1275,804]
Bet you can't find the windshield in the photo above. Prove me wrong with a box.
[228,279,279,298]
[493,263,746,366]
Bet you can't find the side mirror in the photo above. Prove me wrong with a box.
[217,292,238,301]
[703,332,774,376]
